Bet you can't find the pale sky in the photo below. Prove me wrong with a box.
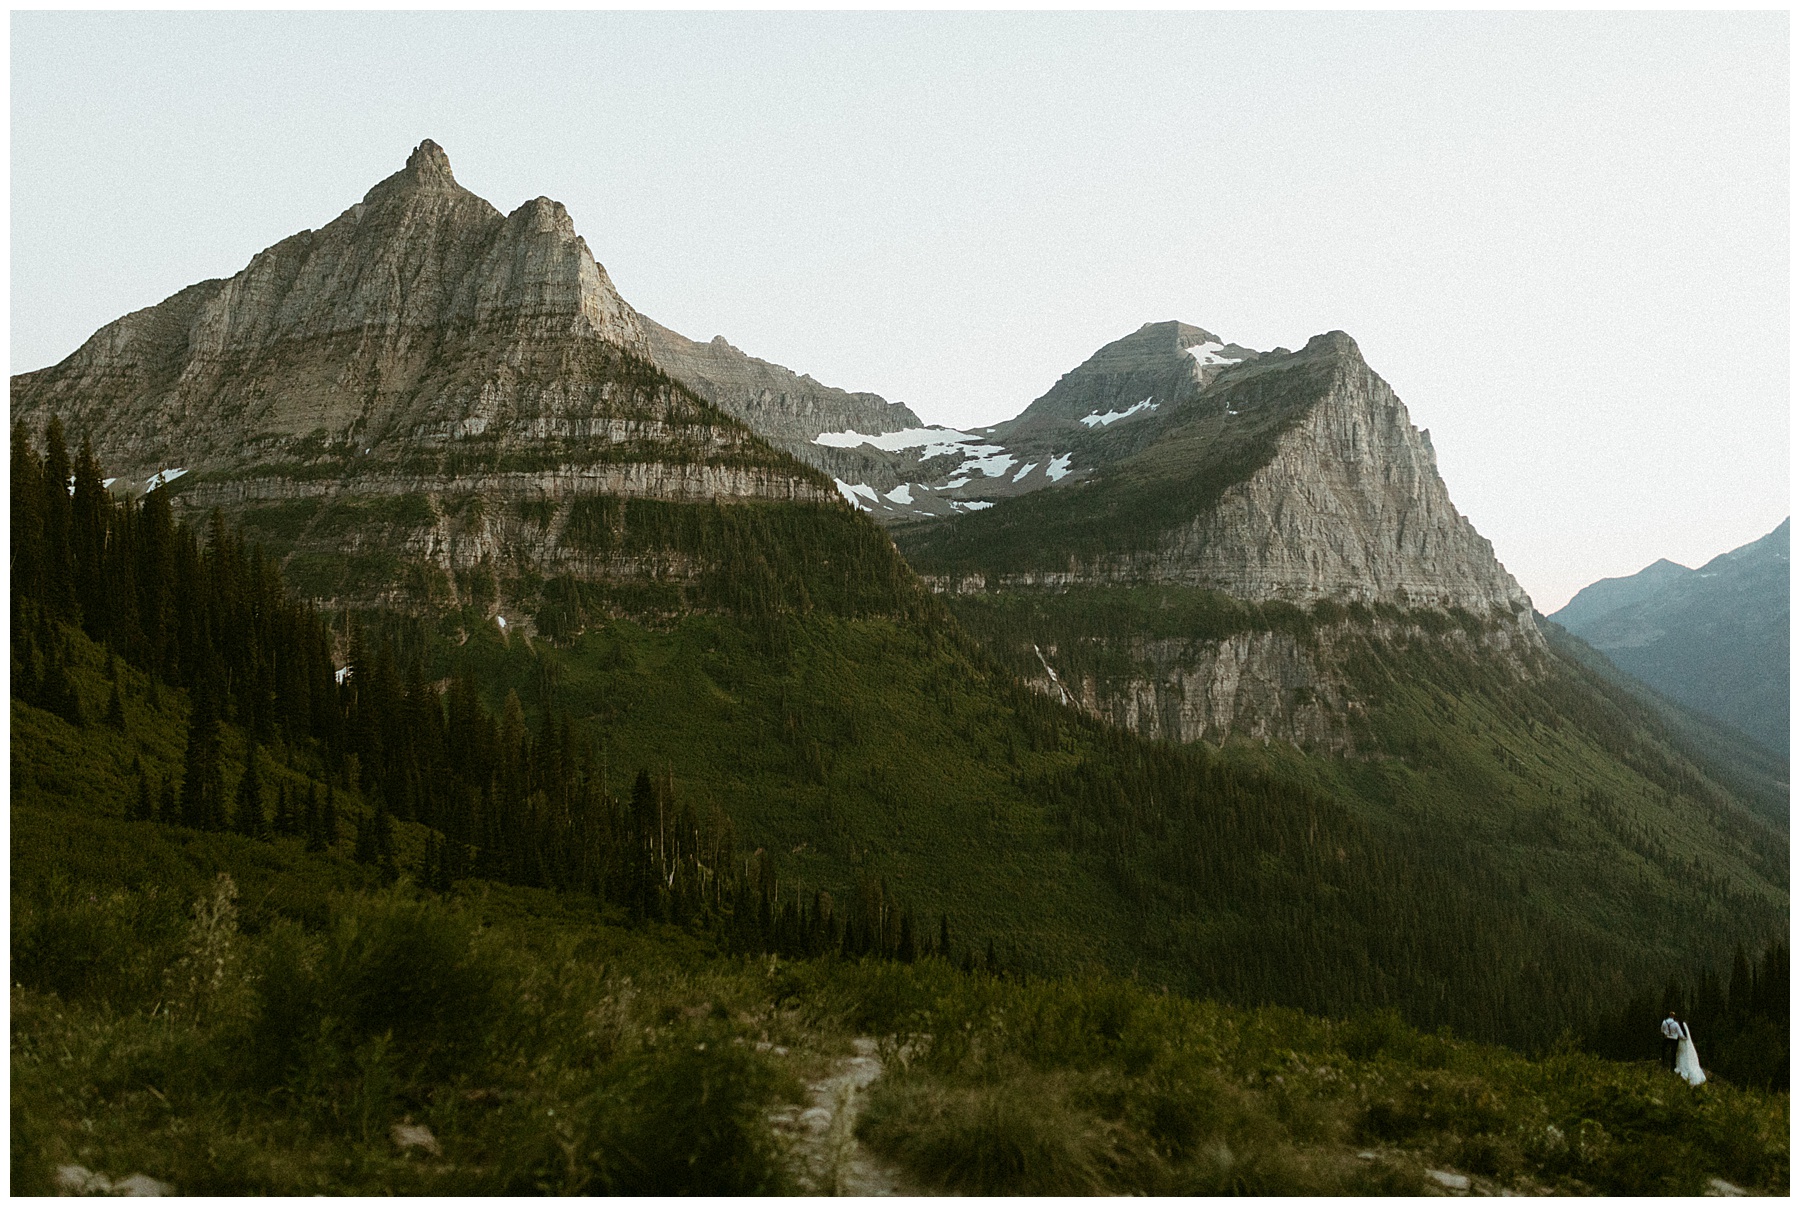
[11,11,1789,611]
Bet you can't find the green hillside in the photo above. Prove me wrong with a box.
[11,669,1789,1195]
[17,850,1789,1197]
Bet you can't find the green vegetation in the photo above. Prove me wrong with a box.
[1544,617,1788,825]
[11,417,1789,1194]
[12,849,1787,1195]
[932,583,1786,1059]
[535,497,932,636]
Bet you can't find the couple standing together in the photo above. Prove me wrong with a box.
[1661,1014,1706,1086]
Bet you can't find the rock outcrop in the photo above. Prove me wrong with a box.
[13,141,662,480]
[1000,319,1260,434]
[641,316,938,499]
[914,333,1535,620]
[1016,614,1547,752]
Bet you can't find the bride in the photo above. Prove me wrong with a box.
[1674,1020,1707,1087]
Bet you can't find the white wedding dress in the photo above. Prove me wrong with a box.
[1674,1026,1706,1087]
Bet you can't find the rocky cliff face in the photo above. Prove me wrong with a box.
[1123,334,1533,618]
[914,333,1535,621]
[640,316,940,498]
[1019,615,1547,752]
[11,141,835,615]
[909,329,1544,748]
[13,142,663,476]
[1001,319,1260,434]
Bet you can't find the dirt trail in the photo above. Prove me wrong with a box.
[769,1037,912,1195]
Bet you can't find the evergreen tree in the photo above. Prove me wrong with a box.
[898,911,918,964]
[322,785,340,847]
[180,689,225,830]
[105,680,126,730]
[374,799,398,882]
[129,762,154,822]
[233,742,267,839]
[304,783,325,853]
[158,777,178,826]
[39,417,75,622]
[273,783,299,837]
[353,795,380,866]
[41,641,83,727]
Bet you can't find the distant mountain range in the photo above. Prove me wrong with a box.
[1552,520,1789,757]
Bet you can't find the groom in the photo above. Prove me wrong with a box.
[1660,1012,1682,1071]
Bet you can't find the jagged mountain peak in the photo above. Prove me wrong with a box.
[359,139,477,210]
[406,137,455,179]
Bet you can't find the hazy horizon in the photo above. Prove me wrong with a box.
[12,11,1788,612]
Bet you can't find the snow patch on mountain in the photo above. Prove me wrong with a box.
[834,478,879,510]
[1080,398,1158,428]
[1188,341,1244,367]
[1045,454,1074,482]
[814,426,978,457]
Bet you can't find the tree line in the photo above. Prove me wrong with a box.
[1587,940,1789,1091]
[11,419,987,973]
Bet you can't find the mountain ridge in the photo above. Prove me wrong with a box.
[1551,519,1789,757]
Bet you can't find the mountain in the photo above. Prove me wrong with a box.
[1551,521,1790,757]
[893,328,1540,750]
[10,141,856,617]
[10,140,1786,1063]
[1541,615,1789,825]
[784,319,1266,523]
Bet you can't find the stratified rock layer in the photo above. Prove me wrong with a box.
[11,141,834,614]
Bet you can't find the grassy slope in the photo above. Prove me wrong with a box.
[13,618,1789,1196]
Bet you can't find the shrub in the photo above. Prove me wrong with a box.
[573,1024,797,1194]
[858,1072,1142,1195]
[12,879,185,1010]
[247,891,505,1089]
